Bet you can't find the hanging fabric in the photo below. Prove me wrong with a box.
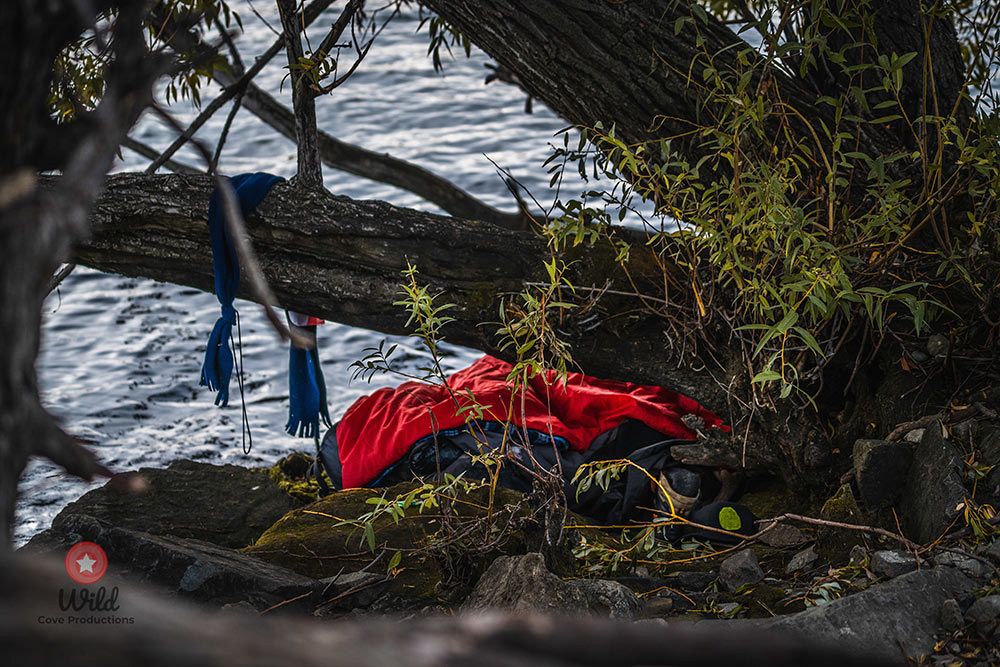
[201,172,285,406]
[285,311,333,438]
[201,172,333,460]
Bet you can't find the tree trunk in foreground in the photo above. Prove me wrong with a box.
[0,0,160,547]
[0,555,885,667]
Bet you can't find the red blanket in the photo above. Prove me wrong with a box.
[335,355,726,488]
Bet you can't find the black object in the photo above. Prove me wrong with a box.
[316,418,749,535]
[684,501,758,543]
[663,466,702,500]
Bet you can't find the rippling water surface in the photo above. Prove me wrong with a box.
[18,6,587,544]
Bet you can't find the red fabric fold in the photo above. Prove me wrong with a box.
[336,355,727,488]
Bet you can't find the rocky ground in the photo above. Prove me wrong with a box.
[20,421,1000,666]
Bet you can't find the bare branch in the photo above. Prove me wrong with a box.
[2,556,891,667]
[47,263,77,295]
[123,137,200,174]
[275,0,323,188]
[209,92,244,173]
[144,25,288,173]
[154,1,526,227]
[313,0,362,59]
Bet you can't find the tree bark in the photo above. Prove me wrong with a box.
[275,0,324,188]
[237,80,529,228]
[0,1,162,547]
[423,1,840,151]
[424,0,960,195]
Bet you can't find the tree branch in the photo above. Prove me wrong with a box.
[124,137,200,174]
[0,0,167,546]
[153,1,527,228]
[1,555,889,667]
[275,0,323,188]
[423,0,901,169]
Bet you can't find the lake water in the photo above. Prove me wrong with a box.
[17,5,589,545]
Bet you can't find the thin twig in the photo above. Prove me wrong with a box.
[122,137,200,174]
[209,91,244,173]
[258,590,313,615]
[763,513,921,551]
[47,263,77,296]
[144,29,282,173]
[313,0,362,58]
[312,3,393,96]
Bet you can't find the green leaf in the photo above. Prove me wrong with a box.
[752,370,782,383]
[793,327,824,357]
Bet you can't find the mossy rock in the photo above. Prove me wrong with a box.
[268,451,324,503]
[740,478,813,519]
[816,483,866,562]
[244,481,538,605]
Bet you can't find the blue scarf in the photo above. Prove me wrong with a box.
[201,172,285,405]
[202,173,331,444]
[285,323,333,438]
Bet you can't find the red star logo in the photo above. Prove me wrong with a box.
[64,541,108,585]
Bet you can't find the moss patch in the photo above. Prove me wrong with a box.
[268,452,324,504]
[739,478,813,519]
[244,481,538,604]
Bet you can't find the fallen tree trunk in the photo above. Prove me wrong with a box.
[0,555,889,667]
[73,172,766,467]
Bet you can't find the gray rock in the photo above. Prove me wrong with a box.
[903,429,925,443]
[673,570,717,592]
[719,549,764,592]
[315,571,389,612]
[463,553,640,619]
[737,566,975,665]
[22,460,300,551]
[49,514,317,610]
[965,595,1000,637]
[871,550,919,579]
[715,602,742,617]
[786,546,818,574]
[640,596,674,618]
[940,598,964,632]
[849,545,868,565]
[980,540,1000,564]
[900,423,967,543]
[759,523,807,548]
[853,439,912,508]
[933,551,994,580]
[220,600,259,614]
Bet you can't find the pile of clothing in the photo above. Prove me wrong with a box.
[318,356,756,540]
